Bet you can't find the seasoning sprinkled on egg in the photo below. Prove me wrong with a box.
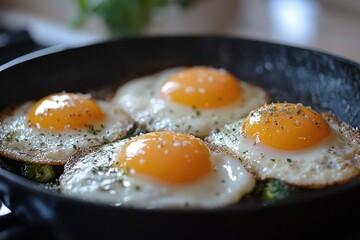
[112,66,268,137]
[60,131,255,208]
[0,92,134,165]
[206,102,360,189]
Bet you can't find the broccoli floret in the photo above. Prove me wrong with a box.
[245,181,266,200]
[21,163,56,183]
[244,179,302,202]
[262,179,301,201]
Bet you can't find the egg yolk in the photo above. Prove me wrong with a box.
[118,131,213,184]
[243,103,331,150]
[159,66,243,108]
[28,93,105,131]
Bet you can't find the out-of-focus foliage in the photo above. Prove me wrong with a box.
[73,0,194,35]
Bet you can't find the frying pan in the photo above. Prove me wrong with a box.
[0,36,359,240]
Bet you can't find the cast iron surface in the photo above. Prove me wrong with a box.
[0,36,359,240]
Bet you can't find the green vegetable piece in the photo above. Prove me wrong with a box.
[243,179,303,203]
[22,163,56,183]
[246,181,266,200]
[262,179,300,201]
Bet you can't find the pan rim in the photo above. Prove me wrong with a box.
[1,35,359,73]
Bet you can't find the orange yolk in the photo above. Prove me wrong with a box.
[118,131,213,184]
[28,93,105,131]
[243,103,331,150]
[159,66,243,108]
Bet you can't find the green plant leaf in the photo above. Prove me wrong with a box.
[73,0,194,35]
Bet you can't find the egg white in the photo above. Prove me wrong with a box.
[0,99,134,165]
[206,112,360,188]
[112,67,268,137]
[59,139,255,209]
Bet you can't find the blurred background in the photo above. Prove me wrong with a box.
[0,0,359,65]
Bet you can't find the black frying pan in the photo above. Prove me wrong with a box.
[0,36,359,240]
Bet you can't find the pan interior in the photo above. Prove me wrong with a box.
[0,36,359,210]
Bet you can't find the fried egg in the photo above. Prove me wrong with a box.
[112,66,268,137]
[206,103,360,188]
[59,131,255,208]
[0,92,134,165]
